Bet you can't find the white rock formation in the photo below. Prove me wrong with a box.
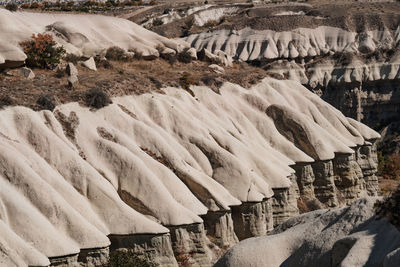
[0,9,189,67]
[215,197,400,267]
[0,78,380,265]
[184,26,400,62]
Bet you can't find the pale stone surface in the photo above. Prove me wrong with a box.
[198,48,233,67]
[0,9,190,67]
[21,67,35,79]
[208,64,224,74]
[185,26,400,62]
[168,223,213,267]
[202,211,238,248]
[0,78,380,265]
[216,198,400,267]
[82,57,97,71]
[231,199,274,241]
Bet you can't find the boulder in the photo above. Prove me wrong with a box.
[5,67,35,79]
[81,57,97,71]
[68,75,79,88]
[66,63,78,77]
[21,67,35,80]
[208,64,224,74]
[187,47,198,60]
[198,48,232,67]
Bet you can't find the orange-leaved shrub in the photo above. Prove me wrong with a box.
[20,33,66,69]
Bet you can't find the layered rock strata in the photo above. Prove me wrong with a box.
[231,199,273,241]
[0,78,379,265]
[168,224,213,267]
[201,211,238,248]
[108,234,178,267]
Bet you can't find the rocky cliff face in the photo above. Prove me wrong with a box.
[0,77,380,266]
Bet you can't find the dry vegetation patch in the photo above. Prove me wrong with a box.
[0,58,267,111]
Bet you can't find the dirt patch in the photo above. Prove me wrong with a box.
[0,58,267,110]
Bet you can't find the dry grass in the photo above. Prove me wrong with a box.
[0,58,267,110]
[379,178,400,196]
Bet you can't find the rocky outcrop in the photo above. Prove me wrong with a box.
[0,78,380,265]
[356,143,380,196]
[78,247,109,267]
[0,9,189,68]
[202,211,238,248]
[168,223,213,267]
[231,199,274,241]
[271,174,299,226]
[185,26,400,62]
[292,163,316,200]
[109,234,178,267]
[333,152,365,204]
[216,197,400,267]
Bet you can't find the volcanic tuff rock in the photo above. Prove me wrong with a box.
[183,24,400,133]
[0,77,380,266]
[215,197,400,267]
[0,9,189,68]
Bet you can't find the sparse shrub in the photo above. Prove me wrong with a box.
[179,72,195,90]
[96,58,114,69]
[149,0,158,5]
[149,77,162,89]
[182,18,194,37]
[375,184,400,227]
[378,152,400,181]
[5,3,18,12]
[203,20,218,28]
[0,95,14,109]
[297,198,324,214]
[177,48,193,63]
[65,53,81,64]
[200,75,224,93]
[54,66,65,78]
[20,3,30,9]
[85,88,112,109]
[29,2,40,9]
[175,246,194,267]
[106,46,131,61]
[20,33,66,69]
[36,94,56,111]
[106,249,157,267]
[152,18,163,27]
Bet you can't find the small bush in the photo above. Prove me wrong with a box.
[107,249,157,267]
[20,33,66,69]
[152,18,163,27]
[85,88,112,109]
[378,153,400,181]
[106,46,131,61]
[65,53,81,64]
[5,3,18,11]
[179,72,195,90]
[177,48,193,63]
[0,95,14,109]
[203,20,218,28]
[375,184,400,227]
[29,2,40,9]
[96,58,114,69]
[36,94,56,111]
